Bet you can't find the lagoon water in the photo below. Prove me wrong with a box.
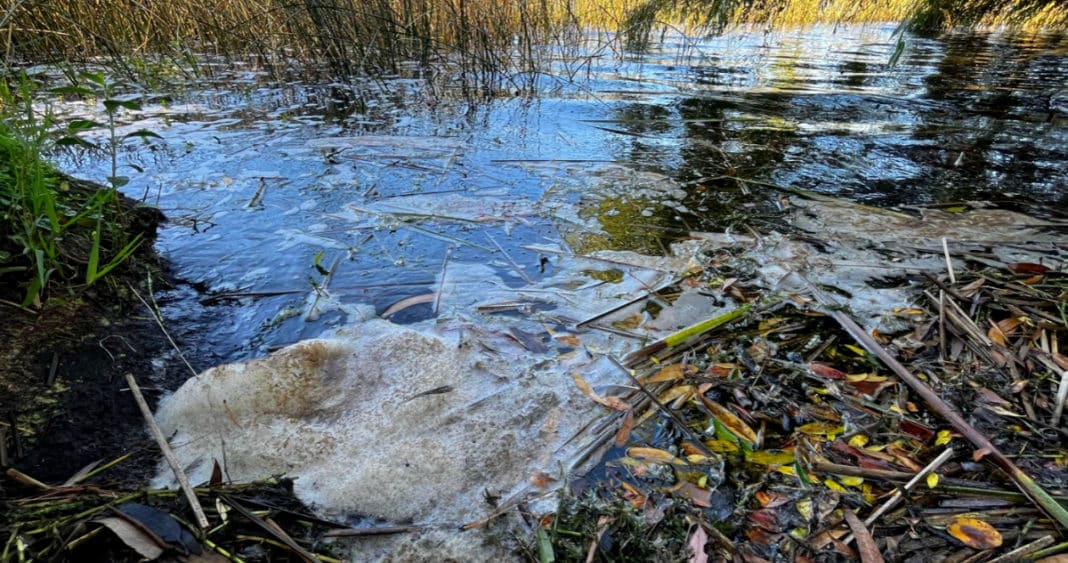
[46,24,1068,381]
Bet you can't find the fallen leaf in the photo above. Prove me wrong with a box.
[749,509,781,532]
[988,322,1007,346]
[699,397,758,446]
[614,409,635,447]
[947,517,1003,549]
[94,517,165,560]
[1011,262,1051,274]
[756,491,792,508]
[746,449,797,466]
[554,334,581,347]
[842,507,885,563]
[688,526,709,563]
[809,363,847,379]
[530,471,557,488]
[572,372,629,411]
[627,447,688,465]
[619,481,646,508]
[645,363,697,383]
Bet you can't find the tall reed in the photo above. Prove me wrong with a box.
[1,0,1065,88]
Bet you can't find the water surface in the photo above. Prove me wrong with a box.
[46,25,1068,366]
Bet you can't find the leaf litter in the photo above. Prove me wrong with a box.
[5,186,1068,562]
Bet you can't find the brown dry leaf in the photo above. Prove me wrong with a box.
[699,397,759,445]
[1037,556,1068,563]
[94,517,166,560]
[988,322,1007,346]
[674,481,713,507]
[688,525,710,563]
[555,334,581,347]
[619,481,646,508]
[755,491,792,508]
[996,317,1021,337]
[706,363,738,377]
[749,509,781,532]
[842,507,885,563]
[809,363,847,380]
[530,470,557,489]
[614,409,635,447]
[959,277,985,297]
[884,442,924,472]
[1011,262,1052,274]
[645,363,697,383]
[947,517,1003,549]
[571,372,629,411]
[627,447,688,465]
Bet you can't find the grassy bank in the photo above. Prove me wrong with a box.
[0,78,151,308]
[2,0,1065,89]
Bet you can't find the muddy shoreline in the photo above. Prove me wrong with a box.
[0,187,175,488]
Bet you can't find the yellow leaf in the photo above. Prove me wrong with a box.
[848,434,869,447]
[746,450,797,466]
[704,439,740,454]
[844,344,866,356]
[776,465,797,477]
[795,498,814,521]
[926,473,939,488]
[627,447,687,465]
[839,476,864,488]
[935,430,953,446]
[862,483,876,503]
[798,422,845,439]
[823,478,847,492]
[947,517,1002,549]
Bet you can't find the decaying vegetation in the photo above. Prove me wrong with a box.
[531,198,1068,561]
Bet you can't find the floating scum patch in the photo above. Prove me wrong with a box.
[154,320,579,523]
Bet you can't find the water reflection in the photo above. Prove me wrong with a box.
[44,26,1068,365]
[593,26,1068,244]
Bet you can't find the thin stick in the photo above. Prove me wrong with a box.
[942,237,956,284]
[487,234,532,284]
[131,284,197,378]
[324,526,421,537]
[434,246,453,315]
[607,356,713,457]
[125,373,210,531]
[799,273,1068,532]
[987,535,1055,563]
[864,448,954,528]
[938,290,947,360]
[1044,356,1068,427]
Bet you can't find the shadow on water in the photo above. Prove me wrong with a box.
[43,25,1068,368]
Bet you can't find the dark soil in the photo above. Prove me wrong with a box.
[0,182,182,490]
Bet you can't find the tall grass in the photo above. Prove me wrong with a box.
[0,77,143,306]
[3,0,1065,90]
[1,0,1065,91]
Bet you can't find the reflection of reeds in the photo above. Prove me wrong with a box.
[2,0,1065,85]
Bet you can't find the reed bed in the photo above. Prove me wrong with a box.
[1,0,1065,86]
